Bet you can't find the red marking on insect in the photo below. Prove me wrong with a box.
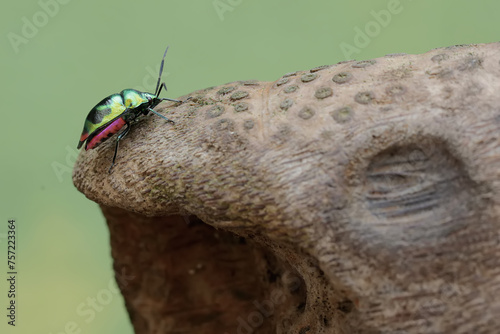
[79,132,89,145]
[86,117,126,150]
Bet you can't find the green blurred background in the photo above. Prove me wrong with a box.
[0,0,498,333]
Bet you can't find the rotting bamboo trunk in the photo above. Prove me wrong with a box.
[74,42,500,333]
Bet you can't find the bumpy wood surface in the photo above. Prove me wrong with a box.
[74,42,500,333]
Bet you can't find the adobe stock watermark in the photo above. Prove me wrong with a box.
[7,0,73,54]
[339,0,411,60]
[213,0,243,21]
[48,267,135,334]
[225,271,302,334]
[133,63,171,93]
[52,145,79,183]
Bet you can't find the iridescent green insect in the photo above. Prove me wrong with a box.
[77,46,186,172]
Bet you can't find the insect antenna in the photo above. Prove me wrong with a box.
[154,46,169,96]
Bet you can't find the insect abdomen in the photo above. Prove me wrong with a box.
[77,94,127,149]
[85,117,126,150]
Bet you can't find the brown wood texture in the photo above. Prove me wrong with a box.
[74,43,500,333]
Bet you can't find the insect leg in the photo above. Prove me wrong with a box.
[148,108,175,124]
[160,97,182,103]
[108,123,131,173]
[157,82,181,103]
